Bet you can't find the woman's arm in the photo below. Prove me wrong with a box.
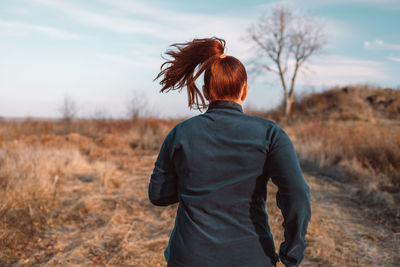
[265,125,312,267]
[148,127,179,206]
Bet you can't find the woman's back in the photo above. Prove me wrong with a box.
[149,100,311,267]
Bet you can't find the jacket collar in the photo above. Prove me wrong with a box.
[206,100,243,113]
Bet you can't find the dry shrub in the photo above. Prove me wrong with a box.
[1,118,103,137]
[0,138,127,265]
[0,145,91,263]
[0,117,182,153]
[287,119,400,228]
[128,119,178,150]
[293,120,400,187]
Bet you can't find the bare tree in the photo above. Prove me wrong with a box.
[57,94,79,134]
[125,90,148,121]
[58,94,78,122]
[245,5,327,117]
[90,106,110,121]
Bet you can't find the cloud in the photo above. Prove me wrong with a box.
[276,0,400,10]
[31,0,165,36]
[97,54,137,66]
[31,0,253,55]
[364,39,400,51]
[32,0,244,40]
[0,20,79,39]
[251,54,393,86]
[297,55,392,86]
[97,52,163,69]
[353,0,400,9]
[388,55,400,62]
[7,7,29,15]
[101,0,246,25]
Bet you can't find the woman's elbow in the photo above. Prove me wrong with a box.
[296,183,311,218]
[284,182,311,212]
[149,195,178,206]
[148,184,178,206]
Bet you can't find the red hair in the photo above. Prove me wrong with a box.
[154,37,247,111]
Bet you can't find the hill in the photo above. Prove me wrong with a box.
[264,85,400,122]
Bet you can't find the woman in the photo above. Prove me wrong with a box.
[149,37,311,267]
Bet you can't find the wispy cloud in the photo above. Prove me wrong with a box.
[32,0,242,41]
[31,0,164,36]
[0,19,79,39]
[101,0,244,25]
[276,0,400,10]
[7,7,29,15]
[97,54,137,66]
[297,55,392,86]
[353,0,400,9]
[364,39,400,51]
[31,0,253,54]
[245,54,392,86]
[97,53,162,69]
[388,55,400,62]
[101,0,261,57]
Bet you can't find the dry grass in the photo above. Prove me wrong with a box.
[0,145,92,264]
[283,119,400,230]
[288,119,399,185]
[0,118,178,266]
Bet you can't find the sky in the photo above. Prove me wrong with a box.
[0,0,399,119]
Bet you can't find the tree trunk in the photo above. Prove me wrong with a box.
[284,93,295,117]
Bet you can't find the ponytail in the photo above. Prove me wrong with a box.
[154,37,247,111]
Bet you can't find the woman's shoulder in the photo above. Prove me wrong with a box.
[172,115,200,130]
[240,114,290,144]
[240,113,284,132]
[242,112,277,125]
[166,116,201,139]
[169,113,284,138]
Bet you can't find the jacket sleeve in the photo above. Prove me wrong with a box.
[148,127,179,206]
[265,125,311,267]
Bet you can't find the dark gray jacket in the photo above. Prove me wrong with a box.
[149,100,311,267]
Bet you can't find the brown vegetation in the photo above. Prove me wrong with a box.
[286,120,400,229]
[0,118,180,266]
[0,85,399,266]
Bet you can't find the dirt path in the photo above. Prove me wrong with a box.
[292,171,400,266]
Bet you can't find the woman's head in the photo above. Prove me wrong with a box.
[154,37,248,111]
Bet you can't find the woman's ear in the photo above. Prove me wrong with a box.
[241,83,248,101]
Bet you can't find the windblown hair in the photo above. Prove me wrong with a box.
[154,37,247,111]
